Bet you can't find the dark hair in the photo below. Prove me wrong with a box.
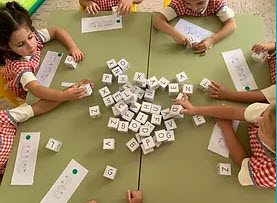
[0,1,34,65]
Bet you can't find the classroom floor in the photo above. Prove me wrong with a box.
[0,0,275,110]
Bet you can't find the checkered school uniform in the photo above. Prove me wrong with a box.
[93,0,119,11]
[169,0,227,17]
[247,123,276,188]
[268,54,276,84]
[1,33,43,100]
[0,111,17,174]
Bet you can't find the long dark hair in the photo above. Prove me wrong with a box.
[0,1,35,65]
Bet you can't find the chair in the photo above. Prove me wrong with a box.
[0,67,24,107]
[164,0,171,8]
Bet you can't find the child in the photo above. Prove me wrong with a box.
[209,41,276,103]
[79,0,143,15]
[87,190,142,203]
[0,2,86,101]
[172,96,276,188]
[0,79,94,175]
[153,0,236,55]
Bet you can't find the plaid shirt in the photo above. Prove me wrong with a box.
[0,111,17,174]
[248,123,276,188]
[268,53,276,84]
[93,0,119,11]
[1,33,43,100]
[169,0,226,17]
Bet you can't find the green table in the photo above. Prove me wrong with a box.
[0,11,275,203]
[0,11,152,203]
[139,14,275,203]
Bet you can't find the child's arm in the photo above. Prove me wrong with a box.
[215,118,249,167]
[194,18,236,55]
[48,28,84,62]
[25,79,94,102]
[172,96,246,121]
[153,14,192,47]
[208,81,269,103]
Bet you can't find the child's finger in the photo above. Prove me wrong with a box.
[194,49,206,54]
[92,5,99,14]
[88,6,95,14]
[200,50,208,56]
[95,4,100,11]
[126,190,132,202]
[211,81,220,88]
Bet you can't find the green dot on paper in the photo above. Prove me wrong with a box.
[26,135,31,140]
[116,20,121,23]
[245,86,250,91]
[58,53,62,57]
[72,169,78,174]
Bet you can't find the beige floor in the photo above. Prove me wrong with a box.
[0,0,276,110]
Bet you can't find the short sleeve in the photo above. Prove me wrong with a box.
[261,85,276,103]
[244,103,269,123]
[8,103,34,123]
[238,158,254,186]
[36,29,51,43]
[20,72,37,91]
[160,7,178,21]
[216,5,234,22]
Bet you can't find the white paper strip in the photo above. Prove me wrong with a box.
[222,49,258,91]
[174,19,214,43]
[61,82,76,87]
[208,121,239,158]
[40,159,88,203]
[11,132,40,185]
[36,51,63,87]
[82,15,122,33]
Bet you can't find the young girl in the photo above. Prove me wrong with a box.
[209,41,276,103]
[79,0,143,15]
[0,2,86,101]
[87,190,142,203]
[0,79,94,175]
[173,96,276,188]
[153,0,236,55]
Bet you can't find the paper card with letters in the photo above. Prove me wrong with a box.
[40,159,88,203]
[11,132,40,185]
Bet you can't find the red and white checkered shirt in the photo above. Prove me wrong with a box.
[1,33,43,100]
[93,0,119,11]
[247,123,276,189]
[0,111,17,174]
[268,53,276,84]
[169,0,226,17]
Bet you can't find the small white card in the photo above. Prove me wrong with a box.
[61,82,76,87]
[222,49,258,91]
[36,51,63,87]
[174,19,214,43]
[208,121,239,158]
[40,159,88,203]
[11,132,40,185]
[81,15,122,33]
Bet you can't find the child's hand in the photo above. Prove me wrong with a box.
[194,37,213,56]
[208,81,231,100]
[171,95,196,115]
[62,79,94,101]
[84,2,101,15]
[126,190,142,203]
[252,42,276,54]
[117,0,133,15]
[172,31,192,48]
[68,47,84,63]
